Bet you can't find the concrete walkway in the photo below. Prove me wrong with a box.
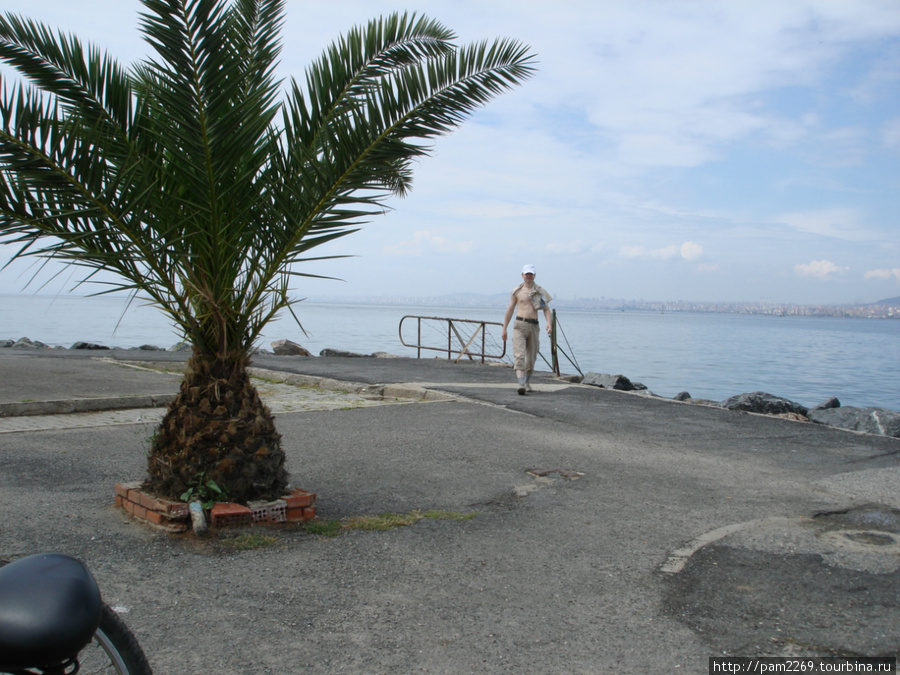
[0,356,422,433]
[0,349,898,674]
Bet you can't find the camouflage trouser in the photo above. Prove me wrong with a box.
[512,319,539,374]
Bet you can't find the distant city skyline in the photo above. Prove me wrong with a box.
[1,0,898,306]
[300,292,900,318]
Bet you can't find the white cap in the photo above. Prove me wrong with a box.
[522,264,536,274]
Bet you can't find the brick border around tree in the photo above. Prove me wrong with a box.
[115,481,316,533]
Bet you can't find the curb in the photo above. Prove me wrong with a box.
[247,367,457,402]
[0,367,456,419]
[0,394,176,418]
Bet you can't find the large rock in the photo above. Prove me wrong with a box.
[720,391,808,416]
[807,407,900,438]
[71,341,110,350]
[271,339,312,356]
[582,372,635,391]
[319,348,370,358]
[811,396,840,410]
[11,337,49,349]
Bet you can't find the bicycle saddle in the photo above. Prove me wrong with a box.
[0,553,103,670]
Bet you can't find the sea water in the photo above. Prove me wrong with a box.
[1,294,898,411]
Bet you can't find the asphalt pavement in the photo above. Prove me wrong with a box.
[0,349,898,674]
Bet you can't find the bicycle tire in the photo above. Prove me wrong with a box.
[75,603,152,675]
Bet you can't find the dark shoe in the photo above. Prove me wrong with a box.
[517,386,526,395]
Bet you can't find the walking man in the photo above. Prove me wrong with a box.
[502,264,553,395]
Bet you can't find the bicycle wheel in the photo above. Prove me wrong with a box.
[75,603,152,675]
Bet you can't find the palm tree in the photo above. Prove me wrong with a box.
[0,0,535,503]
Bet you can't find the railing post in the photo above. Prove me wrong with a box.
[481,323,486,364]
[551,310,560,376]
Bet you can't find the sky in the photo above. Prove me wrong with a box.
[0,0,898,306]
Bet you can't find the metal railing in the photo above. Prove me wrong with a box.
[399,310,583,376]
[399,315,506,363]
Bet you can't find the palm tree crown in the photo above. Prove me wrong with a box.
[0,0,535,502]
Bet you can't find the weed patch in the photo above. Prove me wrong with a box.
[220,532,279,551]
[298,509,476,538]
[299,519,344,538]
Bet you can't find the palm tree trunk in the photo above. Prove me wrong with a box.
[144,350,289,504]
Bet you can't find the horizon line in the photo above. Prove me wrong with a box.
[2,291,898,310]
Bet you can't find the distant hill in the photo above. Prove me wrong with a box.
[304,293,899,318]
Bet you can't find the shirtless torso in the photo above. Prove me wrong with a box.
[512,285,538,320]
[501,274,552,343]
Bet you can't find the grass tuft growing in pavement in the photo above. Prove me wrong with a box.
[220,532,280,551]
[298,509,476,537]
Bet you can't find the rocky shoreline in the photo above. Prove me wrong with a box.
[4,336,899,439]
[578,371,900,439]
[1,336,177,352]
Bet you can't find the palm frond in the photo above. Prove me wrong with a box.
[0,1,535,358]
[0,13,132,127]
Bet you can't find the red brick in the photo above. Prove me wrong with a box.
[210,502,252,527]
[114,481,142,499]
[137,491,159,511]
[283,488,315,509]
[211,502,251,516]
[116,485,188,518]
[142,510,165,526]
[285,506,315,523]
[151,497,189,518]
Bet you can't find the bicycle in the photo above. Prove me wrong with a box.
[0,553,152,674]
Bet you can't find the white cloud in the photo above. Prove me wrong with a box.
[619,245,674,260]
[619,242,703,261]
[655,245,682,260]
[382,231,473,257]
[680,242,704,261]
[865,268,900,282]
[534,0,900,169]
[794,260,848,280]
